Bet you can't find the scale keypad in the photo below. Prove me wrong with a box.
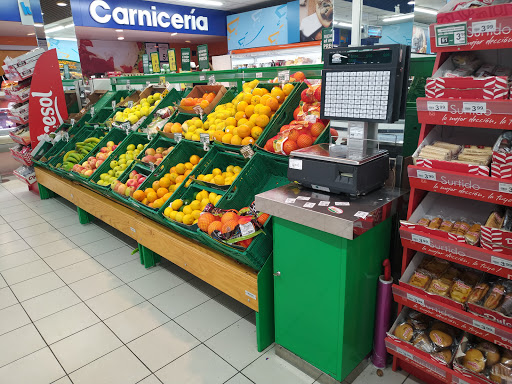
[323,71,391,121]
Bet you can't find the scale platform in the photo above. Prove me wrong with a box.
[288,143,390,196]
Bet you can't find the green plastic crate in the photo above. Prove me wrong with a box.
[69,128,128,184]
[183,144,248,192]
[136,88,182,131]
[32,123,79,167]
[87,108,115,125]
[171,112,205,125]
[46,127,105,179]
[88,131,150,193]
[109,163,152,205]
[135,135,176,169]
[159,183,225,241]
[129,140,208,220]
[197,151,289,270]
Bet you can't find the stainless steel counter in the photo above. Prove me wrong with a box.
[255,184,406,240]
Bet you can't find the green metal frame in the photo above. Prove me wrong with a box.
[77,207,94,224]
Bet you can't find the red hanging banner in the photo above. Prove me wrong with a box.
[29,49,68,148]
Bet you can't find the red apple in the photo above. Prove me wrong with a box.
[84,170,93,177]
[138,177,146,185]
[117,184,127,195]
[126,179,137,188]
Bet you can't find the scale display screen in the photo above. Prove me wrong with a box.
[329,49,391,66]
[321,44,410,124]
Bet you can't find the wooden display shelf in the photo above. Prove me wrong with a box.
[34,167,274,352]
[393,284,512,350]
[408,165,512,207]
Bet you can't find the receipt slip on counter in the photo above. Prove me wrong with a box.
[34,166,274,352]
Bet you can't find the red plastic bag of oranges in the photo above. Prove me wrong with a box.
[197,202,270,249]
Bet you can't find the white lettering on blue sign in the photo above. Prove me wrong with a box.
[89,0,208,31]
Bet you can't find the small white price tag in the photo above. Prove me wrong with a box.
[491,256,512,269]
[473,320,495,334]
[200,133,210,144]
[174,133,183,143]
[305,114,318,123]
[289,158,302,170]
[417,170,436,181]
[285,198,296,204]
[472,19,496,34]
[90,107,95,117]
[199,75,206,81]
[411,234,431,246]
[128,101,134,108]
[427,101,448,112]
[397,348,414,361]
[94,124,99,129]
[318,201,330,207]
[241,145,255,159]
[278,70,290,83]
[335,202,350,206]
[208,75,216,85]
[112,100,116,109]
[407,293,425,306]
[296,196,310,201]
[354,211,369,219]
[349,126,364,139]
[499,183,512,194]
[256,72,263,78]
[239,222,255,237]
[70,118,75,126]
[303,202,316,208]
[463,102,486,113]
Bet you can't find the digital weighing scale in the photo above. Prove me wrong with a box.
[288,44,410,196]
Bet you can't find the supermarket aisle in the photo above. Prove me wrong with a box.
[0,176,423,384]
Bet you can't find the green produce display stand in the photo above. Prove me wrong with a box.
[255,184,405,382]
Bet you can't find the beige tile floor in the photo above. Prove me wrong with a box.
[0,175,426,384]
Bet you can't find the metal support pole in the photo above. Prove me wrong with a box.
[351,0,363,46]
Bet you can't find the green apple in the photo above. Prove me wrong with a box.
[108,170,114,176]
[120,164,127,171]
[127,159,133,166]
[126,154,134,161]
[115,171,123,177]
[119,154,126,160]
[137,144,144,151]
[127,144,135,151]
[110,160,118,169]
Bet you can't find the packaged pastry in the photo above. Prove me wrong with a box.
[428,217,443,230]
[484,284,506,310]
[443,267,461,281]
[407,317,429,331]
[476,341,501,367]
[417,217,430,227]
[440,220,454,232]
[486,211,505,229]
[431,321,456,335]
[463,348,486,373]
[468,283,490,303]
[409,270,432,289]
[498,293,512,316]
[423,258,450,277]
[427,277,453,297]
[433,141,461,154]
[457,221,470,236]
[413,332,435,353]
[394,322,414,342]
[461,270,481,287]
[490,363,512,383]
[430,329,453,348]
[433,349,453,364]
[465,223,481,246]
[501,349,512,367]
[450,279,473,303]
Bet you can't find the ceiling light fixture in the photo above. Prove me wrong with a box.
[45,23,74,33]
[171,32,178,36]
[27,33,35,35]
[408,1,415,4]
[115,29,123,32]
[185,40,192,43]
[34,23,43,27]
[414,6,438,15]
[336,21,352,28]
[56,2,67,6]
[382,13,414,22]
[118,36,124,40]
[181,0,223,6]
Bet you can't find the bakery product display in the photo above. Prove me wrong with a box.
[463,348,486,373]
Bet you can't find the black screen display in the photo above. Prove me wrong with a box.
[329,49,392,66]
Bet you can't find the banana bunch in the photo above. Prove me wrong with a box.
[59,136,103,171]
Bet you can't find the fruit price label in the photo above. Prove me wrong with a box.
[240,222,255,237]
[91,107,95,117]
[200,133,210,144]
[303,202,316,208]
[174,133,183,143]
[427,101,448,112]
[472,320,495,334]
[70,118,75,126]
[435,22,467,46]
[397,348,414,361]
[463,102,486,113]
[94,124,99,129]
[499,183,512,194]
[256,72,263,78]
[121,122,131,132]
[411,234,431,246]
[336,202,350,206]
[318,201,330,207]
[417,170,436,181]
[112,100,116,109]
[472,20,496,34]
[285,198,296,204]
[491,256,512,269]
[406,293,425,306]
[278,70,290,83]
[241,145,255,159]
[128,101,134,108]
[296,196,310,201]
[199,75,206,81]
[354,211,369,219]
[208,75,216,85]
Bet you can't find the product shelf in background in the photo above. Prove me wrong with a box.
[386,337,484,384]
[400,227,512,279]
[417,98,512,129]
[408,165,512,206]
[393,284,512,351]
